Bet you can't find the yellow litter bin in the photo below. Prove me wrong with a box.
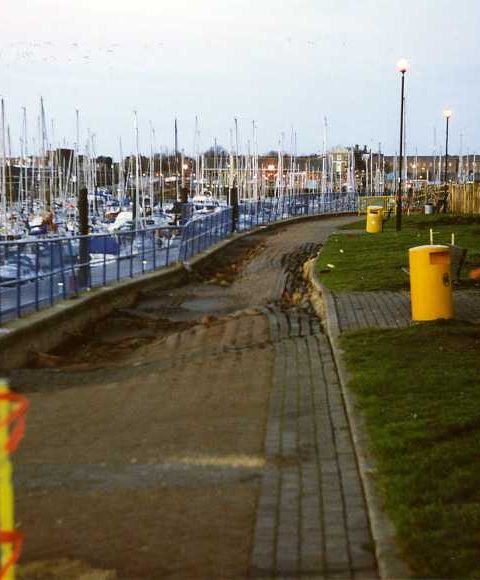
[409,245,454,321]
[366,206,383,233]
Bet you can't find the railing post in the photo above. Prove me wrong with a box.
[195,220,200,255]
[102,235,107,286]
[129,233,134,278]
[34,242,40,310]
[141,230,145,275]
[49,242,54,306]
[67,238,78,296]
[116,233,121,282]
[153,229,157,271]
[191,220,196,257]
[15,244,21,319]
[58,240,67,300]
[216,212,220,243]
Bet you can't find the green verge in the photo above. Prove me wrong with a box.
[316,214,480,292]
[322,215,480,576]
[341,322,480,578]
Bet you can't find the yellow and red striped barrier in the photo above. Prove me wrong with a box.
[0,381,29,580]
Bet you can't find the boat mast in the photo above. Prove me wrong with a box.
[1,99,7,232]
[7,124,12,208]
[152,129,158,205]
[75,109,80,200]
[91,132,98,215]
[133,110,141,229]
[228,127,234,198]
[234,117,239,196]
[194,116,200,198]
[252,121,258,199]
[118,137,124,204]
[174,117,179,201]
[149,122,154,205]
[50,118,56,205]
[40,97,48,208]
[322,117,328,194]
[22,107,28,209]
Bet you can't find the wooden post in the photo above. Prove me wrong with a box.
[230,181,238,233]
[78,186,90,290]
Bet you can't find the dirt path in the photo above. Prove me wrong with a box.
[10,216,357,579]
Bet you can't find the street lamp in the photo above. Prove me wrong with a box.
[396,58,409,231]
[442,108,452,213]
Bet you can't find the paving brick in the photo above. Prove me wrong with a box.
[251,298,377,578]
[349,544,377,571]
[353,569,379,579]
[301,546,325,574]
[325,544,351,568]
[346,509,370,531]
[343,494,368,511]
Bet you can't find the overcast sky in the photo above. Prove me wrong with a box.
[1,0,479,157]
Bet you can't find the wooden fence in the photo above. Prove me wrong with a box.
[448,184,480,215]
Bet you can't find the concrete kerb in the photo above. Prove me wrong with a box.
[305,250,412,580]
[0,211,354,372]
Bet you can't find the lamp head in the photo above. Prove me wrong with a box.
[443,108,453,119]
[397,58,409,73]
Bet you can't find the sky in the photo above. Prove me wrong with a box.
[1,0,479,158]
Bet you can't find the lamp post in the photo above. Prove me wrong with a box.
[396,58,409,231]
[442,108,452,213]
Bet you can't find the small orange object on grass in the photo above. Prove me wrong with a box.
[469,268,480,280]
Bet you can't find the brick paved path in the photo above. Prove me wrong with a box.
[250,306,377,579]
[332,289,480,333]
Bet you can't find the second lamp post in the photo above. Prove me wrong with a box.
[396,58,409,231]
[442,108,452,213]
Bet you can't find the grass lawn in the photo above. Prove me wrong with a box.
[342,321,480,578]
[316,213,480,575]
[316,214,480,291]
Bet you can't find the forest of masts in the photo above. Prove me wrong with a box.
[1,98,477,232]
[0,101,365,224]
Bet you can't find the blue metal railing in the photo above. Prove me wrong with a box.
[237,191,357,230]
[0,225,183,323]
[179,207,233,262]
[0,193,357,323]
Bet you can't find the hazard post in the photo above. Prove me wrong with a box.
[0,381,29,580]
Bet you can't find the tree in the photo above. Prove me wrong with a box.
[203,144,228,157]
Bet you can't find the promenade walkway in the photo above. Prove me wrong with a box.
[10,216,381,579]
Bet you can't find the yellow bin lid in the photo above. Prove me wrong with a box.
[409,244,449,254]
